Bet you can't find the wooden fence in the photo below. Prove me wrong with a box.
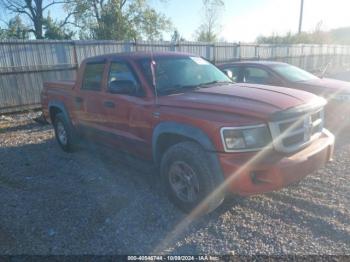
[1,40,350,113]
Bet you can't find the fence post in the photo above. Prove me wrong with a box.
[205,43,211,62]
[300,45,304,68]
[271,45,275,60]
[212,43,216,63]
[124,41,132,52]
[72,41,79,71]
[255,45,259,60]
[333,45,337,69]
[238,42,241,61]
[233,43,237,60]
[170,41,176,52]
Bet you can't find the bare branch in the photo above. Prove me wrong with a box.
[43,0,72,11]
[59,10,78,26]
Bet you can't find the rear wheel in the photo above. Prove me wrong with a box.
[160,141,224,214]
[53,113,78,152]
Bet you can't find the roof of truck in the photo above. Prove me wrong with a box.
[83,51,195,63]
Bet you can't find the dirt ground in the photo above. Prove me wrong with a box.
[0,112,349,255]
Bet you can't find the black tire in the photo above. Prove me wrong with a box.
[53,113,78,152]
[160,141,225,214]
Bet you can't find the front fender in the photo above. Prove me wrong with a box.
[152,121,224,183]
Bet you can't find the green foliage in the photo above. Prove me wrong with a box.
[256,22,345,45]
[0,15,29,40]
[43,15,75,40]
[256,31,331,45]
[133,4,172,41]
[195,0,224,42]
[70,0,172,40]
[0,0,74,39]
[196,27,217,42]
[171,29,185,42]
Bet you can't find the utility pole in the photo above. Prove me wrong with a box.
[298,0,304,34]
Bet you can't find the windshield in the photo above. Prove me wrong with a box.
[272,64,319,82]
[139,56,232,95]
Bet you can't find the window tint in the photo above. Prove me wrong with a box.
[227,66,240,82]
[108,62,138,86]
[272,64,318,82]
[243,67,270,84]
[139,57,231,95]
[82,63,105,90]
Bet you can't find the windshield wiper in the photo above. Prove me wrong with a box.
[198,80,232,87]
[158,84,199,95]
[159,81,232,95]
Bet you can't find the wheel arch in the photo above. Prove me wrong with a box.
[152,122,216,163]
[152,122,224,184]
[48,101,71,125]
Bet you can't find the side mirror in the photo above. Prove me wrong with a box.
[223,69,233,79]
[109,80,136,95]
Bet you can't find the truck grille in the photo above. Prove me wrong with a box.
[269,109,324,153]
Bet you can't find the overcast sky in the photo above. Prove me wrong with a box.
[1,0,350,42]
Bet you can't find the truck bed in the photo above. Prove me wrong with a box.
[41,80,76,123]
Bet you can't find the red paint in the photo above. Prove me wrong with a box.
[41,52,334,195]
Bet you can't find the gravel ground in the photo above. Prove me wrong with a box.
[0,112,349,255]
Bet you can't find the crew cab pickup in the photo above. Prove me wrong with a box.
[41,52,334,214]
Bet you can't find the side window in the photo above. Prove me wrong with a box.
[243,67,270,84]
[108,62,141,95]
[82,63,105,91]
[227,66,240,82]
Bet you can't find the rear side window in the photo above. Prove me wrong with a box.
[82,63,105,90]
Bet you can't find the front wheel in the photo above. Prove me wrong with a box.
[160,141,224,214]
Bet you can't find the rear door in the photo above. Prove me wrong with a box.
[74,60,109,135]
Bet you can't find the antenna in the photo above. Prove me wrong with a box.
[321,60,331,79]
[150,51,158,105]
[298,0,304,34]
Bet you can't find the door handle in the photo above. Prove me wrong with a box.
[75,97,83,103]
[104,101,116,108]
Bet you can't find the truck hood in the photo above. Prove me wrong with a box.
[159,83,322,121]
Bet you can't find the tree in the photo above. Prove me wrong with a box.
[256,22,331,44]
[0,15,29,39]
[0,0,75,39]
[195,0,224,42]
[171,29,185,42]
[43,14,75,39]
[133,5,172,41]
[69,0,172,40]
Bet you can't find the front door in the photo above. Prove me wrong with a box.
[101,60,155,158]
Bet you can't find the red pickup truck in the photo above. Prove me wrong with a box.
[41,52,334,214]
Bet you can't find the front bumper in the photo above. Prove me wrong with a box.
[217,129,334,196]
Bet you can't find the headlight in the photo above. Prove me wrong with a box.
[332,94,350,102]
[220,124,271,152]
